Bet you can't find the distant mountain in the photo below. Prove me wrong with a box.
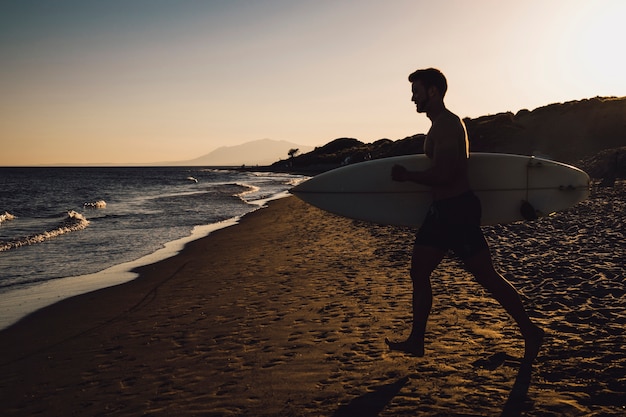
[174,139,314,166]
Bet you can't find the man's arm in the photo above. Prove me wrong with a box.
[392,121,466,185]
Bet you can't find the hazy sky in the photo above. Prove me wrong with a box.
[2,0,625,165]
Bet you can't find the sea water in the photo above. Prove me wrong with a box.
[0,166,304,329]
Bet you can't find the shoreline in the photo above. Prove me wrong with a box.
[0,191,289,331]
[1,188,624,416]
[0,217,241,331]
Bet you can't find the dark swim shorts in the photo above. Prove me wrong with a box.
[414,191,489,259]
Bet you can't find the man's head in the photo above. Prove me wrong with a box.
[409,68,447,114]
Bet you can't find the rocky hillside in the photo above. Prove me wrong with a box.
[274,96,626,178]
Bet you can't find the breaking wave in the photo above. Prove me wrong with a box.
[0,211,89,252]
[0,212,16,225]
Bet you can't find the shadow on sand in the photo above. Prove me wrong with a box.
[499,362,534,417]
[474,352,536,416]
[331,354,535,417]
[332,376,409,417]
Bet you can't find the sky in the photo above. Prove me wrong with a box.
[1,0,625,165]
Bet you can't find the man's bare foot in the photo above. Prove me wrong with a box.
[385,337,425,357]
[523,325,545,364]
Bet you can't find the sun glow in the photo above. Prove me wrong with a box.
[560,2,626,93]
[1,1,625,166]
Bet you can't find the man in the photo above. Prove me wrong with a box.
[385,68,544,364]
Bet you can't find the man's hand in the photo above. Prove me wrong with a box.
[391,164,408,182]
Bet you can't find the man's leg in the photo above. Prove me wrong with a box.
[463,248,544,363]
[386,245,445,356]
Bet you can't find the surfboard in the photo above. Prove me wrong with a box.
[290,153,590,226]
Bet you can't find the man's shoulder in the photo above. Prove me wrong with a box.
[432,110,464,134]
[441,109,463,125]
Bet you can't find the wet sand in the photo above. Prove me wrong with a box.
[0,181,624,416]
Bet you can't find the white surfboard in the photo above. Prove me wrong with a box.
[290,153,590,226]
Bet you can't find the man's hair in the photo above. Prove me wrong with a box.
[408,68,448,97]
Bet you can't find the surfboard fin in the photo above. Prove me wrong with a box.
[520,200,538,221]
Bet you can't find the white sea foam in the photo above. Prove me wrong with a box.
[0,211,89,252]
[0,212,16,224]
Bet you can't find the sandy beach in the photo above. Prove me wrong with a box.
[0,181,624,417]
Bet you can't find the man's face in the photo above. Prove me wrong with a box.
[411,81,429,113]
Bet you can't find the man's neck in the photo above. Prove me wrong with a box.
[426,103,446,122]
[426,102,446,123]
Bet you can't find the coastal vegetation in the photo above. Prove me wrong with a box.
[272,96,626,179]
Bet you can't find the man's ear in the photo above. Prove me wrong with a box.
[428,86,438,97]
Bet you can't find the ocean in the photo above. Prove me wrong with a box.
[0,166,304,329]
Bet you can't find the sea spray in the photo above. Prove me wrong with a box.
[0,212,16,225]
[0,211,89,252]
